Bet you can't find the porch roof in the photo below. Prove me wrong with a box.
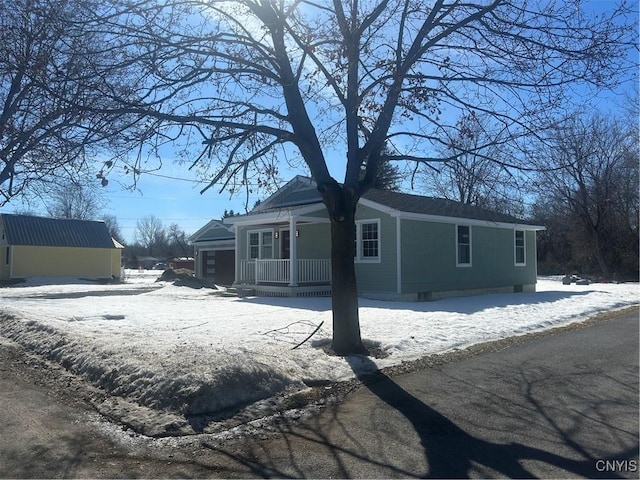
[223,202,329,227]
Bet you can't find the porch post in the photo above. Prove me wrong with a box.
[233,225,240,284]
[289,216,298,286]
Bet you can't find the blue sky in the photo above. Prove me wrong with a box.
[1,0,636,244]
[100,161,309,243]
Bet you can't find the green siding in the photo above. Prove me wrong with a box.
[234,208,538,297]
[236,223,330,260]
[400,220,537,294]
[295,223,330,258]
[298,207,327,218]
[353,204,398,293]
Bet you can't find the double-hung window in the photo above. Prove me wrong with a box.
[355,220,380,262]
[456,225,471,266]
[514,230,526,266]
[248,230,273,260]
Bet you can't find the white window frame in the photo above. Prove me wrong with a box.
[514,229,526,266]
[247,229,274,260]
[355,219,381,263]
[456,224,472,267]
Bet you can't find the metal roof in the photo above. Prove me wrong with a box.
[1,214,116,248]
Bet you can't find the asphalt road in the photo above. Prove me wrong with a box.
[0,307,638,478]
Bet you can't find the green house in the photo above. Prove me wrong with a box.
[223,176,545,300]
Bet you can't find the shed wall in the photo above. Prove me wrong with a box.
[10,245,121,278]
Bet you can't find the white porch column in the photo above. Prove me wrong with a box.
[289,216,298,286]
[233,225,240,284]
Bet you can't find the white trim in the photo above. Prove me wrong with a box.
[225,192,545,231]
[514,229,526,266]
[358,197,545,231]
[396,216,402,294]
[234,225,240,283]
[289,217,297,286]
[456,224,472,267]
[192,239,235,250]
[355,219,381,263]
[224,203,326,226]
[358,197,399,216]
[398,210,544,231]
[189,219,233,242]
[247,228,275,260]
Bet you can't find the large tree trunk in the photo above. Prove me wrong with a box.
[318,181,367,356]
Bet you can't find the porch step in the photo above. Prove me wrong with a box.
[226,286,256,297]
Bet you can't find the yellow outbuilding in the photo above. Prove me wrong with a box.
[0,214,123,281]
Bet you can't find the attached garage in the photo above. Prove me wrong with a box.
[189,219,235,286]
[0,214,123,281]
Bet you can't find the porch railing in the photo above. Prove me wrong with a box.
[238,259,331,285]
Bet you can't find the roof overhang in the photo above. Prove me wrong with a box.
[359,198,546,231]
[223,202,328,226]
[189,218,234,243]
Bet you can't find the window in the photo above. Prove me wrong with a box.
[456,225,471,266]
[248,230,273,260]
[261,231,273,259]
[249,232,259,259]
[515,230,526,265]
[355,220,380,262]
[5,247,9,266]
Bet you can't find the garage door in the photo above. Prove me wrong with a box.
[201,250,235,286]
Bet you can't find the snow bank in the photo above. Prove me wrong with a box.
[0,273,637,419]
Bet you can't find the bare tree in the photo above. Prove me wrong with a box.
[421,111,525,216]
[531,112,639,278]
[135,215,166,257]
[102,214,125,245]
[167,223,190,258]
[91,0,635,354]
[0,0,143,205]
[44,181,105,220]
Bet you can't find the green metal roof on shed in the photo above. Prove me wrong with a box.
[1,214,116,248]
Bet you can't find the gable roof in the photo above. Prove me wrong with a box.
[362,189,532,225]
[189,219,235,243]
[1,214,117,248]
[230,176,541,227]
[253,175,320,212]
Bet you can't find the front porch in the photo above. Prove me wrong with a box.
[235,258,332,297]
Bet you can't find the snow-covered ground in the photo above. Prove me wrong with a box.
[0,271,637,422]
